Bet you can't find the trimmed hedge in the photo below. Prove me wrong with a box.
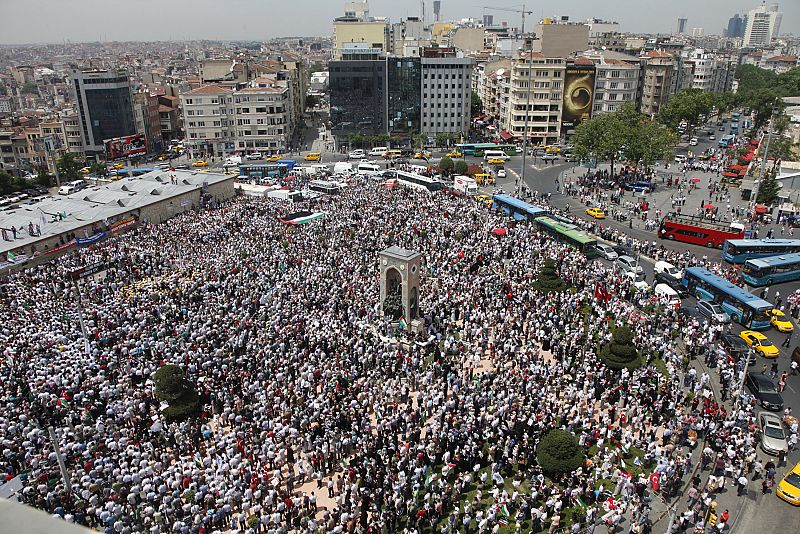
[600,325,642,370]
[533,258,566,292]
[536,429,585,475]
[154,365,200,422]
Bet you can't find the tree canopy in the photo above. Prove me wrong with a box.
[57,153,82,181]
[536,429,585,475]
[657,89,716,132]
[600,325,641,370]
[154,365,200,422]
[572,103,676,174]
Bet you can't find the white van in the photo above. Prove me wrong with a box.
[654,261,682,281]
[369,146,389,157]
[58,180,85,195]
[333,162,353,174]
[484,150,510,161]
[454,175,478,195]
[655,283,681,307]
[357,162,382,176]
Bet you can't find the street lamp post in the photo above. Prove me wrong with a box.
[517,42,534,197]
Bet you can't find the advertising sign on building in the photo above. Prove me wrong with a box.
[104,133,147,160]
[562,64,596,129]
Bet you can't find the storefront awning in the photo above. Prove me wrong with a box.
[499,130,513,141]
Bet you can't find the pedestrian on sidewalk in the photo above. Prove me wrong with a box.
[736,474,748,496]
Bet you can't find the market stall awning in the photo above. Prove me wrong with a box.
[703,203,716,210]
[722,172,739,178]
[499,130,513,141]
[755,204,768,214]
[492,227,508,236]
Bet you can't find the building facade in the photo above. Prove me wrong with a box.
[234,81,293,154]
[639,52,675,117]
[71,69,136,158]
[387,57,421,135]
[133,92,164,154]
[420,55,473,136]
[329,59,387,139]
[180,84,235,158]
[500,53,565,145]
[61,113,85,159]
[744,3,782,47]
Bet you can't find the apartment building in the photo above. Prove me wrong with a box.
[579,51,641,115]
[71,69,136,158]
[420,52,474,136]
[133,91,163,154]
[475,58,512,123]
[180,84,235,158]
[500,53,565,145]
[639,51,675,117]
[234,77,294,154]
[61,113,85,159]
[0,131,16,171]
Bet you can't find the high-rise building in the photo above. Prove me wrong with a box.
[433,1,441,22]
[677,18,688,35]
[329,59,387,139]
[691,28,704,37]
[726,14,745,38]
[639,51,675,118]
[744,2,782,47]
[70,69,136,158]
[420,50,473,136]
[387,57,421,135]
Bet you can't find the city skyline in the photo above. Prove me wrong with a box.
[0,0,797,45]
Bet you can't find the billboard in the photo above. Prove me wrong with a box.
[562,64,596,129]
[104,133,146,160]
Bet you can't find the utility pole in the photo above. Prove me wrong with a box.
[752,100,780,206]
[517,36,533,197]
[48,426,73,494]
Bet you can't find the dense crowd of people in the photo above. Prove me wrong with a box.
[0,180,794,534]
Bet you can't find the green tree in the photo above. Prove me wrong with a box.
[627,120,678,169]
[413,134,428,150]
[533,258,566,292]
[470,90,483,116]
[154,365,200,422]
[735,64,777,94]
[89,162,109,177]
[436,132,453,148]
[657,89,715,134]
[756,172,780,206]
[57,153,82,181]
[0,170,14,195]
[600,325,641,370]
[305,94,320,109]
[439,156,454,175]
[536,429,585,475]
[21,82,38,94]
[453,160,468,174]
[768,135,795,162]
[572,111,627,176]
[36,165,51,187]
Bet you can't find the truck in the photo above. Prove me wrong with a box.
[454,175,478,195]
[333,162,353,174]
[267,188,304,202]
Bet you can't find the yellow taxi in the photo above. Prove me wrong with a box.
[474,173,494,186]
[79,166,91,174]
[545,146,561,153]
[739,330,780,358]
[586,207,606,219]
[112,163,125,169]
[192,160,209,167]
[267,154,281,162]
[304,152,321,161]
[768,309,794,332]
[487,158,505,165]
[776,460,800,505]
[447,151,463,158]
[475,194,493,206]
[414,151,432,160]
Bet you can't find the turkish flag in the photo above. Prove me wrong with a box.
[594,283,611,302]
[650,472,660,491]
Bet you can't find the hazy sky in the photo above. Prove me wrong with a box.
[0,0,796,44]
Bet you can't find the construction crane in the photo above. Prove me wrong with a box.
[482,5,534,35]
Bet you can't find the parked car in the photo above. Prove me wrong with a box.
[654,272,689,298]
[776,460,800,505]
[739,330,779,358]
[654,261,682,281]
[767,309,794,332]
[595,243,618,261]
[689,137,698,146]
[745,372,784,411]
[719,334,755,365]
[496,169,506,178]
[674,154,687,163]
[245,152,262,160]
[348,149,366,160]
[615,255,643,275]
[757,411,788,455]
[677,306,703,323]
[695,300,731,324]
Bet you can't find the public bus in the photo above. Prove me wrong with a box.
[455,143,517,157]
[722,239,800,264]
[658,213,744,249]
[535,216,598,258]
[383,169,445,193]
[742,253,800,287]
[718,135,735,148]
[308,180,342,194]
[239,163,292,178]
[682,267,773,329]
[492,194,548,222]
[732,112,741,121]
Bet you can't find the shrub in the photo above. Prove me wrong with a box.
[154,365,200,422]
[533,258,566,292]
[599,325,641,370]
[453,160,468,174]
[536,429,585,475]
[439,156,454,174]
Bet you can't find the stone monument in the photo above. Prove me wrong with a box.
[379,246,424,333]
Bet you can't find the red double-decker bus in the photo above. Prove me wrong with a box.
[658,213,744,249]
